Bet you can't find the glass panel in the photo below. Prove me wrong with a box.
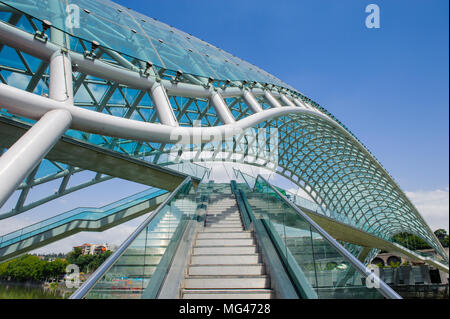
[0,0,292,87]
[243,176,386,299]
[0,188,167,248]
[84,180,197,299]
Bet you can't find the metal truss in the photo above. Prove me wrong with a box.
[0,3,447,267]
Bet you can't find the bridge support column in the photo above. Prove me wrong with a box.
[0,109,72,209]
[0,50,73,209]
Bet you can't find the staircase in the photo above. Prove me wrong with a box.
[181,187,273,299]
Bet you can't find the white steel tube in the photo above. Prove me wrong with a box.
[243,90,263,113]
[150,82,179,127]
[49,50,73,103]
[0,109,72,209]
[0,83,329,144]
[0,21,294,100]
[280,94,296,107]
[210,91,236,124]
[293,98,312,110]
[264,91,282,108]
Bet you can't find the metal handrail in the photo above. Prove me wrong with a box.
[257,175,402,300]
[69,176,192,299]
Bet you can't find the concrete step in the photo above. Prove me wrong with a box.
[205,213,240,218]
[193,246,257,255]
[197,232,251,239]
[195,238,254,246]
[206,215,241,220]
[205,222,243,228]
[182,289,273,299]
[191,254,260,265]
[188,264,265,276]
[204,224,243,229]
[202,227,243,232]
[184,275,270,289]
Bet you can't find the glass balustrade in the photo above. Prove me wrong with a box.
[240,175,390,299]
[81,177,199,299]
[0,187,167,248]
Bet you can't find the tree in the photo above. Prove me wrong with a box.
[434,229,449,247]
[392,233,431,250]
[65,248,112,273]
[0,255,68,282]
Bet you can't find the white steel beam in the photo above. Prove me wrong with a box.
[0,83,331,144]
[280,94,296,107]
[264,90,282,108]
[0,21,290,100]
[49,50,73,103]
[149,82,179,127]
[293,98,313,110]
[0,109,72,209]
[210,91,236,124]
[242,90,263,113]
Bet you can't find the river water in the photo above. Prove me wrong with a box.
[0,281,70,299]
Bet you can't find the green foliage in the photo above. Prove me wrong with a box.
[392,232,432,250]
[66,248,112,273]
[434,229,449,248]
[389,261,401,268]
[0,255,68,282]
[393,230,449,250]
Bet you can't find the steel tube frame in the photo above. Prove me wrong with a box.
[149,82,179,127]
[243,90,263,113]
[0,83,331,144]
[264,90,283,108]
[280,94,296,107]
[0,47,73,209]
[0,109,72,208]
[0,21,286,100]
[210,91,236,124]
[0,18,446,265]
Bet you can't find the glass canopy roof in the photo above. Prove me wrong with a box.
[0,0,294,89]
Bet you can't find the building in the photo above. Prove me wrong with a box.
[74,243,108,256]
[0,0,447,299]
[372,248,449,285]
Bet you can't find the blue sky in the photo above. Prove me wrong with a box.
[0,0,448,253]
[113,0,449,191]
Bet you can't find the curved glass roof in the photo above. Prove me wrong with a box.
[0,0,294,89]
